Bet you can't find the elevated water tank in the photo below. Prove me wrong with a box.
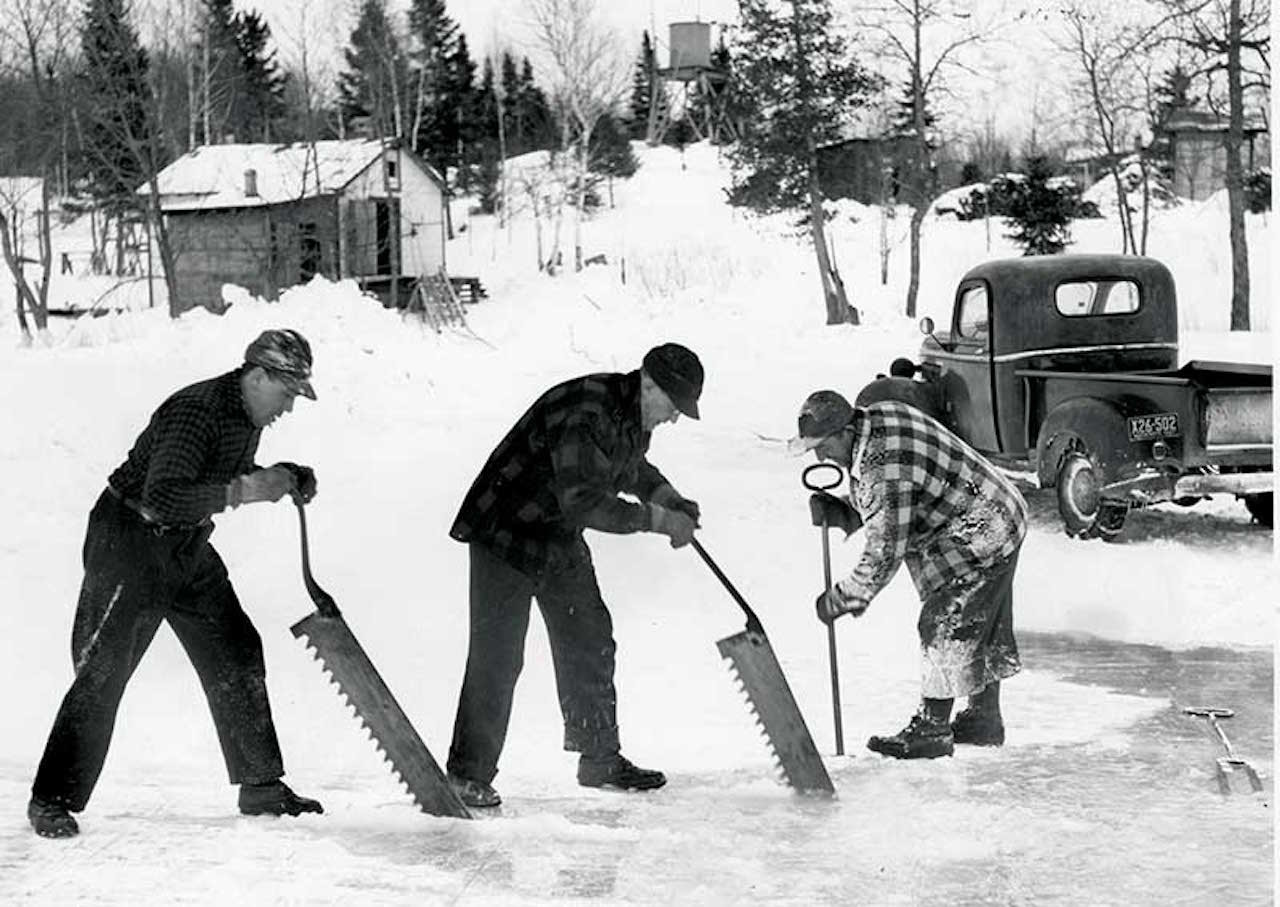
[668,21,711,71]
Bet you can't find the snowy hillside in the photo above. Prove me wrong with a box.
[2,142,1272,905]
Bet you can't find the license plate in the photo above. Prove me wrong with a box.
[1128,412,1180,442]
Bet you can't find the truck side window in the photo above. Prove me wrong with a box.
[956,284,989,340]
[1055,279,1140,316]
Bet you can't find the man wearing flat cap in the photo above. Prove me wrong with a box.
[446,343,704,807]
[791,390,1026,760]
[27,329,325,838]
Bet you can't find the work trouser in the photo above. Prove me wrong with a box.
[447,540,620,785]
[32,490,285,811]
[917,550,1022,700]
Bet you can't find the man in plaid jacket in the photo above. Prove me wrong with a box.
[28,330,325,838]
[792,390,1027,759]
[446,344,704,808]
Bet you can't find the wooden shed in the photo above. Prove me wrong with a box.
[143,139,447,313]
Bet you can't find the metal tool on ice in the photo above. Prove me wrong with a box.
[803,462,847,756]
[288,497,471,819]
[692,537,835,795]
[1183,707,1263,795]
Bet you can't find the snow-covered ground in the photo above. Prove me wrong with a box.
[1,143,1273,905]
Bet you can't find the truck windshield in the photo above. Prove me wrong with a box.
[1055,279,1141,317]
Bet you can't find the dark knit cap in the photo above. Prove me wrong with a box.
[642,343,704,419]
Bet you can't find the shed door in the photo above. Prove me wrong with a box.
[375,199,400,276]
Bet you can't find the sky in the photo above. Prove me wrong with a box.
[2,140,1273,903]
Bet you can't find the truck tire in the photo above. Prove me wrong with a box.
[1244,493,1273,528]
[1056,450,1128,540]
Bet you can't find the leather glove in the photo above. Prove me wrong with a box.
[815,588,869,625]
[809,492,862,536]
[652,484,701,526]
[274,461,318,503]
[648,503,697,549]
[228,466,294,507]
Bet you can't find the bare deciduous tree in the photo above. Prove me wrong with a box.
[1057,1,1179,256]
[0,178,53,338]
[856,0,999,318]
[528,0,630,273]
[1160,0,1268,330]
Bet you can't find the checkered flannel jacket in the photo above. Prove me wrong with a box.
[450,370,669,575]
[835,401,1028,606]
[108,369,261,527]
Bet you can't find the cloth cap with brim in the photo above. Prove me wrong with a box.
[244,328,317,400]
[643,343,704,419]
[786,389,854,455]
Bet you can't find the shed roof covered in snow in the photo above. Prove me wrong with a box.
[141,139,438,212]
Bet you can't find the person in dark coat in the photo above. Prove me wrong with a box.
[28,330,325,838]
[446,344,704,807]
[794,390,1026,760]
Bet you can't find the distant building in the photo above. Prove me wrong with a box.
[816,130,957,205]
[141,139,447,313]
[1166,110,1269,201]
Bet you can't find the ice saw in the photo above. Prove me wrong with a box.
[692,538,835,795]
[287,498,471,819]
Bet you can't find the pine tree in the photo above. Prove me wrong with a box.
[628,31,664,141]
[79,0,154,214]
[590,111,639,180]
[198,0,242,143]
[443,34,479,190]
[407,0,460,168]
[338,0,411,140]
[517,57,554,154]
[726,0,881,323]
[888,79,936,143]
[1005,155,1074,255]
[234,11,288,142]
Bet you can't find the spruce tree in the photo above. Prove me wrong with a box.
[628,31,663,141]
[234,11,288,142]
[1005,155,1074,255]
[79,0,154,214]
[338,0,410,140]
[407,0,461,168]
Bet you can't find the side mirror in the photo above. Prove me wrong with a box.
[918,315,952,353]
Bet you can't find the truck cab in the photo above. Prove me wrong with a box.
[903,255,1272,538]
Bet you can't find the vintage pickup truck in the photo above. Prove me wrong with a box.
[879,254,1273,539]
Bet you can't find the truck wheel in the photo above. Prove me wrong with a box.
[1056,451,1127,539]
[1244,493,1273,528]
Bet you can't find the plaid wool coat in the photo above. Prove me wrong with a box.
[450,370,672,575]
[834,401,1028,607]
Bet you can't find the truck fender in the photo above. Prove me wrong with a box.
[1034,397,1132,487]
[1037,398,1134,539]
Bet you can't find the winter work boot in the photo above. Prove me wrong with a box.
[28,796,79,838]
[951,708,1005,746]
[238,781,324,817]
[867,714,955,759]
[577,754,667,791]
[447,774,501,808]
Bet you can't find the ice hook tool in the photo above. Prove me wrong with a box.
[691,537,835,795]
[288,497,471,819]
[1183,707,1263,795]
[803,462,846,757]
